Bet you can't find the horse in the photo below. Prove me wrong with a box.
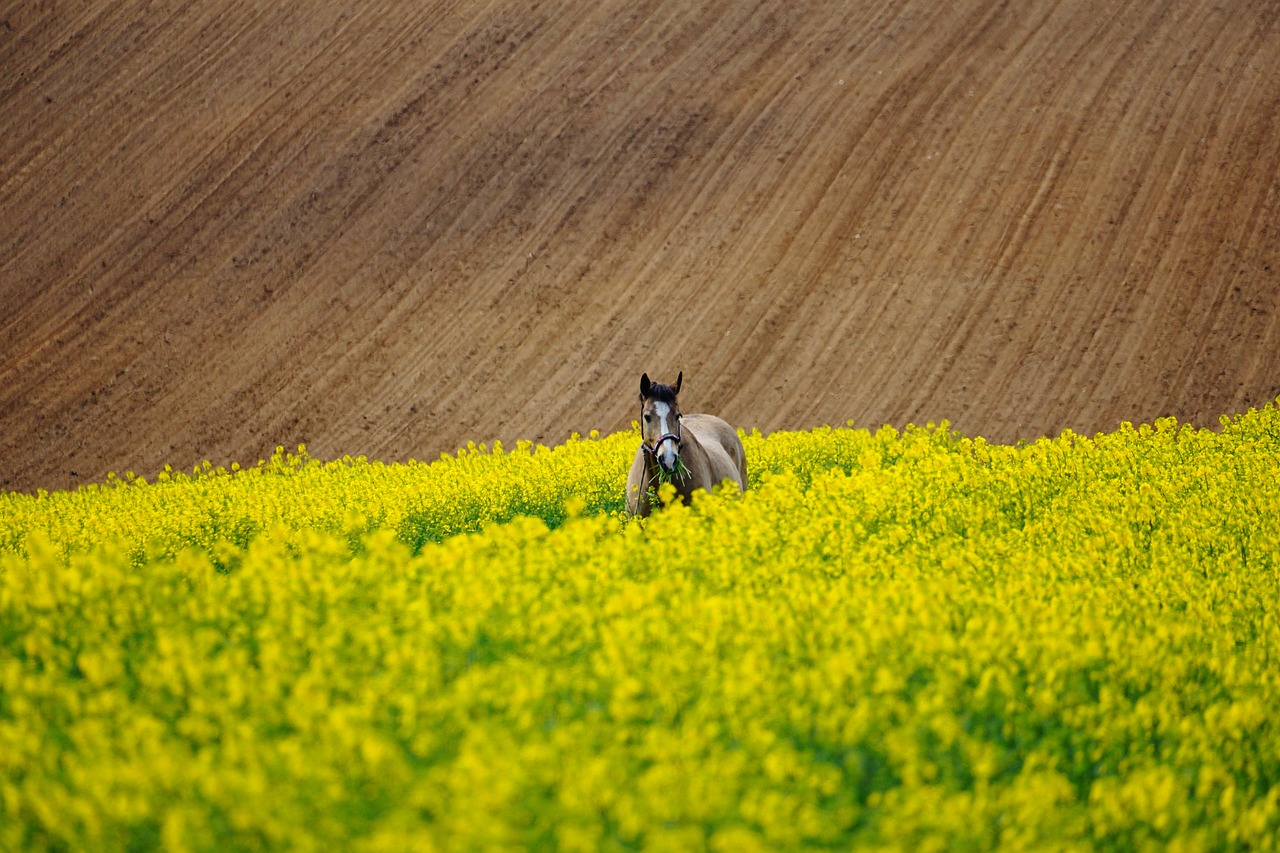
[625,372,748,517]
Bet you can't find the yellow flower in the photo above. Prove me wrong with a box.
[1,401,1278,848]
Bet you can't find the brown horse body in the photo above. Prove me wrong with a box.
[625,373,747,517]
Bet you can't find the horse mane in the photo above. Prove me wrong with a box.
[645,383,679,404]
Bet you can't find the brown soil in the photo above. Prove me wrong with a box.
[3,0,1279,493]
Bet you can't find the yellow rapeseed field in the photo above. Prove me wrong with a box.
[2,406,1279,851]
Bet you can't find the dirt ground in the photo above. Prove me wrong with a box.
[3,0,1279,493]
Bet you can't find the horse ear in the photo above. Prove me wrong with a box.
[674,371,682,395]
[640,373,652,399]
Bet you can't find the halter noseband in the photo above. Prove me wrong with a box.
[644,430,682,458]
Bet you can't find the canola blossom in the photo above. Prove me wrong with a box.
[2,407,1279,851]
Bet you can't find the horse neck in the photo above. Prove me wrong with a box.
[679,426,706,463]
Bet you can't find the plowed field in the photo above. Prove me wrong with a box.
[3,0,1279,493]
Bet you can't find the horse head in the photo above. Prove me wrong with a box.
[639,371,684,474]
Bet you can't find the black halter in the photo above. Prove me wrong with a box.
[643,429,682,458]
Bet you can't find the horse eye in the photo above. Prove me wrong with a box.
[644,414,651,422]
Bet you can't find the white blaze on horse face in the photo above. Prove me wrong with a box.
[652,401,679,472]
